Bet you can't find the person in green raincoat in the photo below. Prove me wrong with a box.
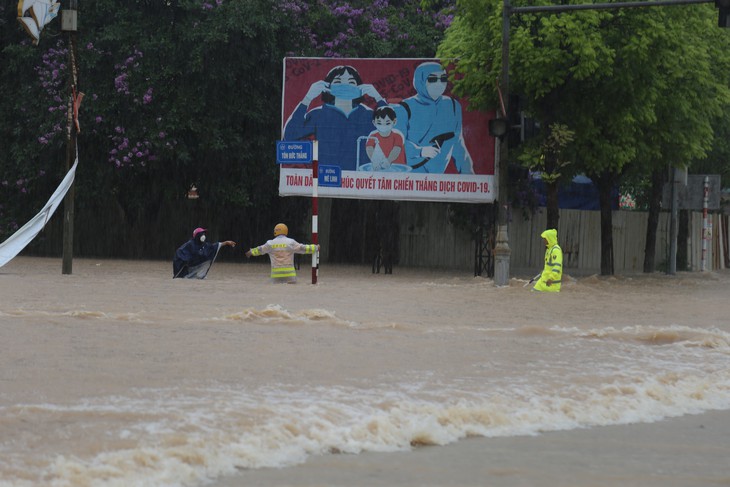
[533,228,562,292]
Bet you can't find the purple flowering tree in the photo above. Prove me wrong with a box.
[281,0,454,58]
[0,0,455,257]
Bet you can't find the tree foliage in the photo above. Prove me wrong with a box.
[439,0,730,273]
[0,0,454,259]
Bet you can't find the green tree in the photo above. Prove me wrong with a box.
[518,122,574,229]
[439,0,730,274]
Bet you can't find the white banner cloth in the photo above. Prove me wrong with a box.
[0,156,78,268]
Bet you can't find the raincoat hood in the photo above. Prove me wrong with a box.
[413,61,445,103]
[541,228,558,247]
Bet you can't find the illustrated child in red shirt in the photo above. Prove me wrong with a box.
[365,106,406,171]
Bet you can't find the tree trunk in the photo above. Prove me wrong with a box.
[643,168,665,273]
[545,180,560,230]
[678,209,689,271]
[596,171,615,276]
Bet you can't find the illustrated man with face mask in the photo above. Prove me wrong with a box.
[173,227,236,279]
[393,62,474,174]
[283,65,386,171]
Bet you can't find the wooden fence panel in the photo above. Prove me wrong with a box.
[558,211,581,270]
[578,210,601,271]
[398,202,473,269]
[386,204,704,274]
[510,210,545,269]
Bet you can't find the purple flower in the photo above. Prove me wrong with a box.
[370,17,389,38]
[115,73,129,93]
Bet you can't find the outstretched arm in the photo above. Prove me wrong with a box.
[246,242,270,258]
[293,243,319,254]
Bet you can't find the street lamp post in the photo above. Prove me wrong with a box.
[493,0,512,287]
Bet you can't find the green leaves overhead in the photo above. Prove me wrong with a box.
[440,0,730,178]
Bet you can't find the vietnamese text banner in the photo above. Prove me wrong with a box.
[279,168,494,203]
[280,57,496,203]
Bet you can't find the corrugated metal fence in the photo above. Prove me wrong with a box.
[395,202,727,274]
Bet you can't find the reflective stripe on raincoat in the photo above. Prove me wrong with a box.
[249,235,317,283]
[533,228,562,292]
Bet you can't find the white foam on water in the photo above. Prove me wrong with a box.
[215,304,361,328]
[3,305,730,487]
[2,356,730,487]
[0,308,148,322]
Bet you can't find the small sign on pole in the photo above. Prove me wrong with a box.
[318,165,342,187]
[276,140,313,164]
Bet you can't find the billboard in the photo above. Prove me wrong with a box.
[280,58,496,203]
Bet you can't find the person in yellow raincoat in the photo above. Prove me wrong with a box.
[245,223,318,283]
[533,228,562,292]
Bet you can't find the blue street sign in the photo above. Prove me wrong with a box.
[276,140,313,164]
[318,165,341,187]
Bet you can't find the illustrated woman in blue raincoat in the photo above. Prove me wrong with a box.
[283,65,386,171]
[393,62,474,174]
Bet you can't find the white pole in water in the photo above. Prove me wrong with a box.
[311,140,319,284]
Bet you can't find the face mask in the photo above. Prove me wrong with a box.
[426,81,446,101]
[199,234,206,243]
[374,119,393,136]
[328,83,361,100]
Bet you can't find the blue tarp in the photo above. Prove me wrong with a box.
[530,174,618,211]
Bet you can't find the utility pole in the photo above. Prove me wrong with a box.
[492,0,512,287]
[61,0,79,275]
